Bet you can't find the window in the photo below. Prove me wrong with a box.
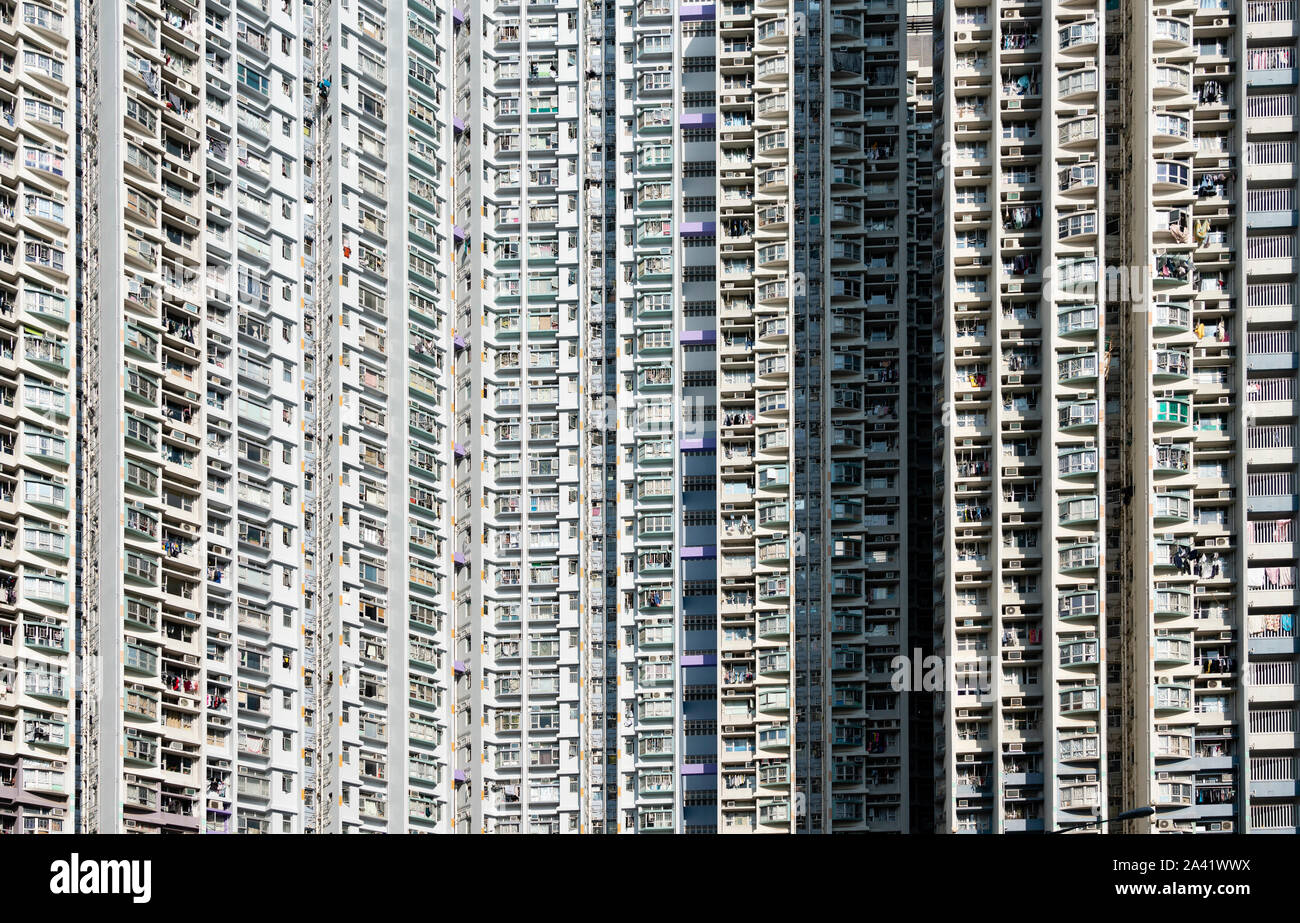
[1154,160,1190,186]
[238,63,269,94]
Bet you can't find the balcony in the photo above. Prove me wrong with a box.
[1058,543,1099,574]
[1154,253,1193,284]
[1154,16,1193,48]
[1057,353,1097,384]
[1154,683,1192,712]
[1153,589,1192,618]
[1058,591,1100,622]
[1058,401,1098,432]
[638,586,672,610]
[1153,301,1192,333]
[1154,398,1191,428]
[1248,46,1299,87]
[1154,492,1192,525]
[638,732,674,760]
[1057,447,1099,479]
[1059,686,1100,715]
[1153,65,1193,99]
[1153,443,1192,475]
[637,809,674,832]
[1153,329,1193,369]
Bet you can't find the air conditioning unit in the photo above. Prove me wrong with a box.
[1158,772,1170,781]
[1158,818,1173,829]
[1005,605,1021,616]
[1008,743,1024,753]
[1208,680,1221,688]
[1009,697,1024,707]
[1007,650,1023,661]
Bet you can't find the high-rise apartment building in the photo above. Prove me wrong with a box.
[1115,0,1299,835]
[79,0,316,833]
[448,0,586,835]
[0,0,79,836]
[932,0,1112,833]
[308,0,455,833]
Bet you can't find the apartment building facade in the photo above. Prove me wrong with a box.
[448,0,587,835]
[1116,0,1300,835]
[0,0,1287,838]
[79,0,315,834]
[307,0,456,832]
[0,0,78,836]
[932,0,1111,833]
[930,0,1300,835]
